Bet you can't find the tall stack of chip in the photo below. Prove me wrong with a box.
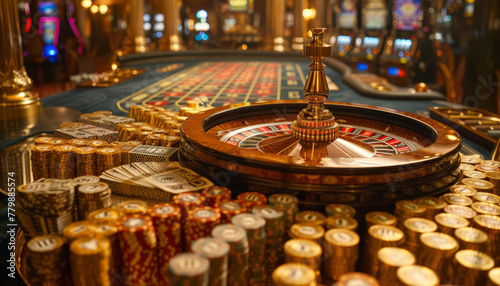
[186,206,221,248]
[89,207,122,223]
[149,203,182,285]
[117,215,158,285]
[77,182,112,220]
[444,204,477,221]
[453,249,495,285]
[237,192,267,212]
[173,192,206,250]
[31,145,52,180]
[70,236,111,286]
[454,227,489,252]
[268,193,299,231]
[413,197,447,220]
[272,263,317,286]
[94,222,124,285]
[295,211,326,226]
[473,215,500,264]
[289,223,325,245]
[325,215,358,231]
[376,247,416,286]
[441,193,473,206]
[396,265,439,286]
[219,200,245,223]
[362,225,405,276]
[25,235,70,286]
[96,148,121,175]
[35,136,57,145]
[473,192,500,204]
[51,145,76,179]
[75,146,97,176]
[451,185,478,197]
[192,238,230,286]
[202,186,231,207]
[232,213,267,285]
[89,140,109,149]
[487,268,500,286]
[336,272,380,286]
[434,213,470,235]
[168,253,210,286]
[402,218,438,253]
[284,239,322,282]
[17,182,75,236]
[417,232,459,281]
[253,205,285,284]
[394,200,427,229]
[484,171,500,195]
[116,200,148,216]
[323,228,360,281]
[62,221,96,244]
[471,202,500,216]
[212,224,250,286]
[325,204,356,218]
[365,211,398,229]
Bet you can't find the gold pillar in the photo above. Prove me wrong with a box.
[157,0,185,51]
[292,0,306,51]
[265,0,288,51]
[0,0,41,123]
[122,0,149,54]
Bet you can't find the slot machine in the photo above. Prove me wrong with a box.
[331,0,358,63]
[349,0,390,74]
[379,0,422,86]
[38,1,60,62]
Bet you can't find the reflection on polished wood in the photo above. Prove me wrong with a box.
[0,0,41,122]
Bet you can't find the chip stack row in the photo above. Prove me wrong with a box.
[75,146,97,177]
[237,192,267,212]
[25,235,70,286]
[323,228,360,281]
[232,213,267,286]
[70,236,111,286]
[272,263,317,286]
[393,200,427,229]
[453,249,495,285]
[17,182,75,236]
[203,186,232,208]
[168,253,210,286]
[77,182,112,220]
[474,214,500,265]
[376,247,416,286]
[295,211,326,226]
[402,218,437,254]
[149,203,182,285]
[93,222,124,285]
[219,200,245,224]
[289,223,325,245]
[361,225,405,276]
[191,237,230,286]
[30,145,52,180]
[268,194,299,232]
[417,232,459,281]
[284,239,322,282]
[186,206,221,248]
[62,221,96,244]
[51,145,76,179]
[96,147,121,175]
[116,200,148,216]
[117,215,158,286]
[212,224,249,286]
[173,192,206,250]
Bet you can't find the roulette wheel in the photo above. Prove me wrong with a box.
[180,29,462,212]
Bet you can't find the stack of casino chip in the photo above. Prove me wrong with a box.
[284,239,322,282]
[434,213,470,235]
[323,228,360,281]
[116,200,148,216]
[96,147,121,175]
[268,193,299,231]
[149,203,182,285]
[145,133,166,146]
[70,236,111,286]
[473,215,500,264]
[417,232,459,281]
[68,138,90,147]
[173,192,206,249]
[474,192,500,204]
[272,263,317,286]
[186,206,221,249]
[119,127,138,141]
[441,193,473,207]
[394,200,427,229]
[192,237,230,286]
[73,175,100,186]
[402,218,438,253]
[325,214,358,231]
[232,213,267,285]
[75,146,97,176]
[17,183,75,236]
[25,235,70,286]
[453,249,495,285]
[463,178,495,193]
[376,247,416,286]
[450,185,478,197]
[488,267,500,286]
[444,204,477,221]
[88,207,122,223]
[337,272,380,286]
[237,192,267,212]
[289,223,325,245]
[484,171,500,195]
[253,205,285,283]
[93,222,124,285]
[168,253,210,286]
[472,202,500,216]
[212,224,250,286]
[295,211,326,226]
[325,203,356,218]
[35,136,57,145]
[89,140,109,149]
[413,197,447,220]
[365,211,398,229]
[62,221,96,244]
[31,145,52,180]
[396,265,439,286]
[50,145,76,179]
[117,215,158,285]
[202,186,231,207]
[219,200,245,223]
[361,225,405,276]
[454,227,489,252]
[51,138,68,146]
[77,182,112,220]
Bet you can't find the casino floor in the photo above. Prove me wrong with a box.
[1,0,500,286]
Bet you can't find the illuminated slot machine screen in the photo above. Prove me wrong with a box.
[362,37,380,54]
[392,38,412,58]
[337,0,357,29]
[395,0,421,31]
[363,0,386,30]
[38,1,59,46]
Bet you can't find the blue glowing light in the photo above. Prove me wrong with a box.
[357,63,368,71]
[42,44,58,61]
[196,10,208,19]
[387,67,400,77]
[195,34,202,41]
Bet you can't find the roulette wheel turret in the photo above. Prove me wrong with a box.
[180,28,462,213]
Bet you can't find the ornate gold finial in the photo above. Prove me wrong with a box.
[292,28,338,149]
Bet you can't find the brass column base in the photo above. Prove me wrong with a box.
[158,35,186,51]
[292,37,305,51]
[121,36,149,54]
[0,92,42,131]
